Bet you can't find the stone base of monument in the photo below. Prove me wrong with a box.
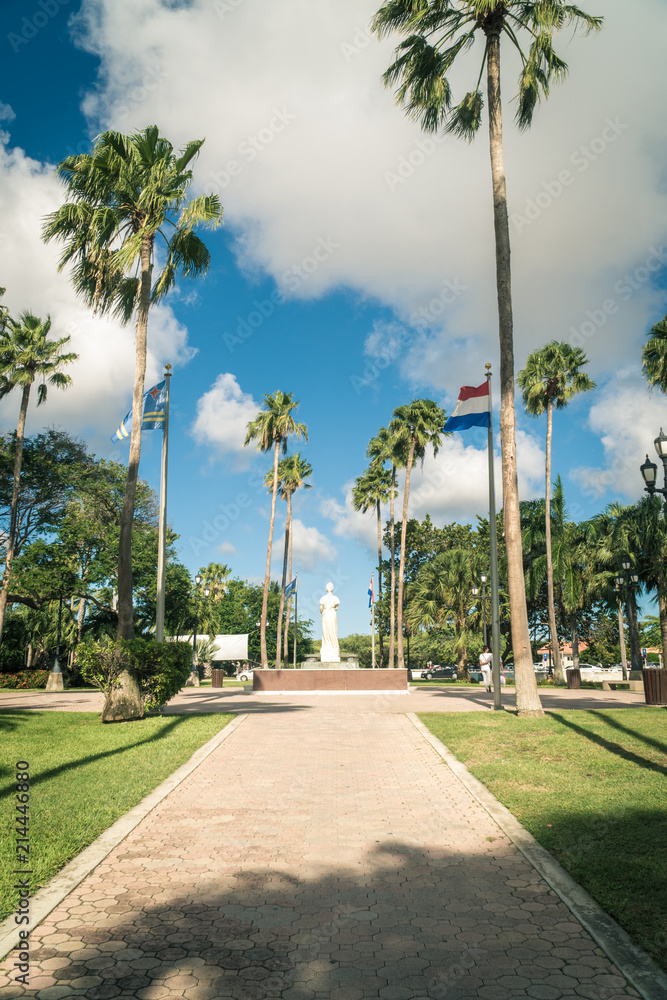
[300,657,359,669]
[252,668,409,694]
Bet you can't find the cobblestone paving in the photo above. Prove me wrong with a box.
[0,709,640,999]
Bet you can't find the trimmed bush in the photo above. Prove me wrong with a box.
[0,669,49,689]
[77,637,192,713]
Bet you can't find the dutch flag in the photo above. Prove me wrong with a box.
[444,381,491,432]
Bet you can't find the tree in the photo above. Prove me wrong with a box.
[352,463,393,666]
[518,341,595,681]
[0,313,77,644]
[642,312,667,392]
[43,126,221,721]
[244,392,307,667]
[389,398,446,668]
[198,562,232,602]
[372,0,601,714]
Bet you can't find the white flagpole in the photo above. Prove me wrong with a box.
[371,577,376,668]
[155,364,171,642]
[485,363,502,710]
[292,576,298,668]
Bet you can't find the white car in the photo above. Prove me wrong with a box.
[236,668,254,682]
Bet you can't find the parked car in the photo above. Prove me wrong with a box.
[236,668,254,682]
[423,664,458,681]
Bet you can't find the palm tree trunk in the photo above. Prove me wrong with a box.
[544,401,562,682]
[617,600,628,678]
[105,235,151,722]
[658,588,667,669]
[275,490,291,669]
[396,439,415,669]
[571,617,580,670]
[389,465,396,668]
[260,438,280,667]
[628,589,641,672]
[283,492,293,664]
[376,498,384,668]
[486,28,542,716]
[0,383,31,646]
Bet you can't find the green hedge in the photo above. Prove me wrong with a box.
[77,638,192,713]
[0,669,49,689]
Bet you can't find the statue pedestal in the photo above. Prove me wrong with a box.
[252,668,408,694]
[300,657,359,670]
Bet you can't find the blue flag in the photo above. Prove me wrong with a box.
[284,578,297,599]
[112,381,166,442]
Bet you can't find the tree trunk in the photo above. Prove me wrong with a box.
[659,588,667,669]
[396,439,415,669]
[275,490,291,669]
[544,401,563,682]
[283,491,293,665]
[260,438,280,667]
[617,600,628,679]
[486,28,542,715]
[0,383,32,646]
[628,589,641,671]
[376,498,384,668]
[388,465,396,668]
[571,617,580,670]
[106,234,152,722]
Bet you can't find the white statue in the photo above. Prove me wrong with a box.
[319,582,340,662]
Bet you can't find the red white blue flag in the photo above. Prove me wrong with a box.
[368,575,374,609]
[445,381,490,432]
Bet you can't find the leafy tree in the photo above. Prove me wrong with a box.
[372,0,602,715]
[642,312,667,392]
[198,562,232,602]
[43,126,222,721]
[244,392,307,667]
[352,463,393,666]
[0,314,77,643]
[271,453,312,667]
[389,398,446,668]
[518,341,595,681]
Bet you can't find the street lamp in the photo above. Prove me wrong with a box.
[472,575,488,648]
[640,428,667,501]
[615,561,641,679]
[187,574,203,687]
[46,593,65,692]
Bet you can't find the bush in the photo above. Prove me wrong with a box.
[0,669,49,689]
[77,637,192,713]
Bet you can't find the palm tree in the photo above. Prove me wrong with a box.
[368,425,410,667]
[198,562,232,603]
[389,399,445,668]
[642,312,667,391]
[43,126,222,666]
[518,341,595,682]
[265,454,313,668]
[0,312,77,645]
[352,463,393,667]
[372,1,601,714]
[245,392,307,667]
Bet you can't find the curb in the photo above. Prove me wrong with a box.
[407,713,667,1000]
[0,713,248,961]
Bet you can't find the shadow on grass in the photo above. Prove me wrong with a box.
[549,711,667,776]
[590,709,667,756]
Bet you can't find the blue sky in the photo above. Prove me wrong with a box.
[1,0,666,637]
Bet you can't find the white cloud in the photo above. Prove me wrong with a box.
[191,372,259,463]
[291,517,337,572]
[570,371,666,502]
[0,103,15,122]
[218,541,236,555]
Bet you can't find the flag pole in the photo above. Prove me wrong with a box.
[371,581,376,668]
[485,363,502,710]
[155,364,171,642]
[292,576,298,668]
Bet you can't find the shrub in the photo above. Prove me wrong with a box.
[77,637,192,713]
[0,669,49,689]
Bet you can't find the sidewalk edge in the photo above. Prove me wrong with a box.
[0,712,248,961]
[407,712,667,1000]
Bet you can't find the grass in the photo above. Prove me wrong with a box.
[419,708,667,972]
[0,709,234,922]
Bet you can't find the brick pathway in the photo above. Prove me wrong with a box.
[0,708,640,999]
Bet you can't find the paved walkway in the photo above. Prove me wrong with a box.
[0,693,645,1000]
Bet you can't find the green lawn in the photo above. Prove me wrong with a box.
[419,708,667,973]
[0,710,234,922]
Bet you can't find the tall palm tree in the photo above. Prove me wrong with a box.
[372,1,601,713]
[245,392,307,667]
[642,312,667,391]
[518,341,595,682]
[198,562,232,602]
[265,454,313,668]
[0,312,77,644]
[352,463,393,667]
[389,399,445,668]
[43,126,222,668]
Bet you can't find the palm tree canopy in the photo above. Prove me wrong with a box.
[42,126,222,323]
[518,340,596,415]
[244,391,308,455]
[264,453,313,499]
[389,398,446,464]
[367,425,410,470]
[642,312,667,393]
[371,1,602,137]
[198,562,232,602]
[0,313,78,405]
[352,465,393,514]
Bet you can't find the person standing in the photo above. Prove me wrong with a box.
[479,646,493,692]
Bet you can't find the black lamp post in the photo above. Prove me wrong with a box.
[615,561,640,679]
[472,576,488,648]
[641,428,667,505]
[187,574,203,686]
